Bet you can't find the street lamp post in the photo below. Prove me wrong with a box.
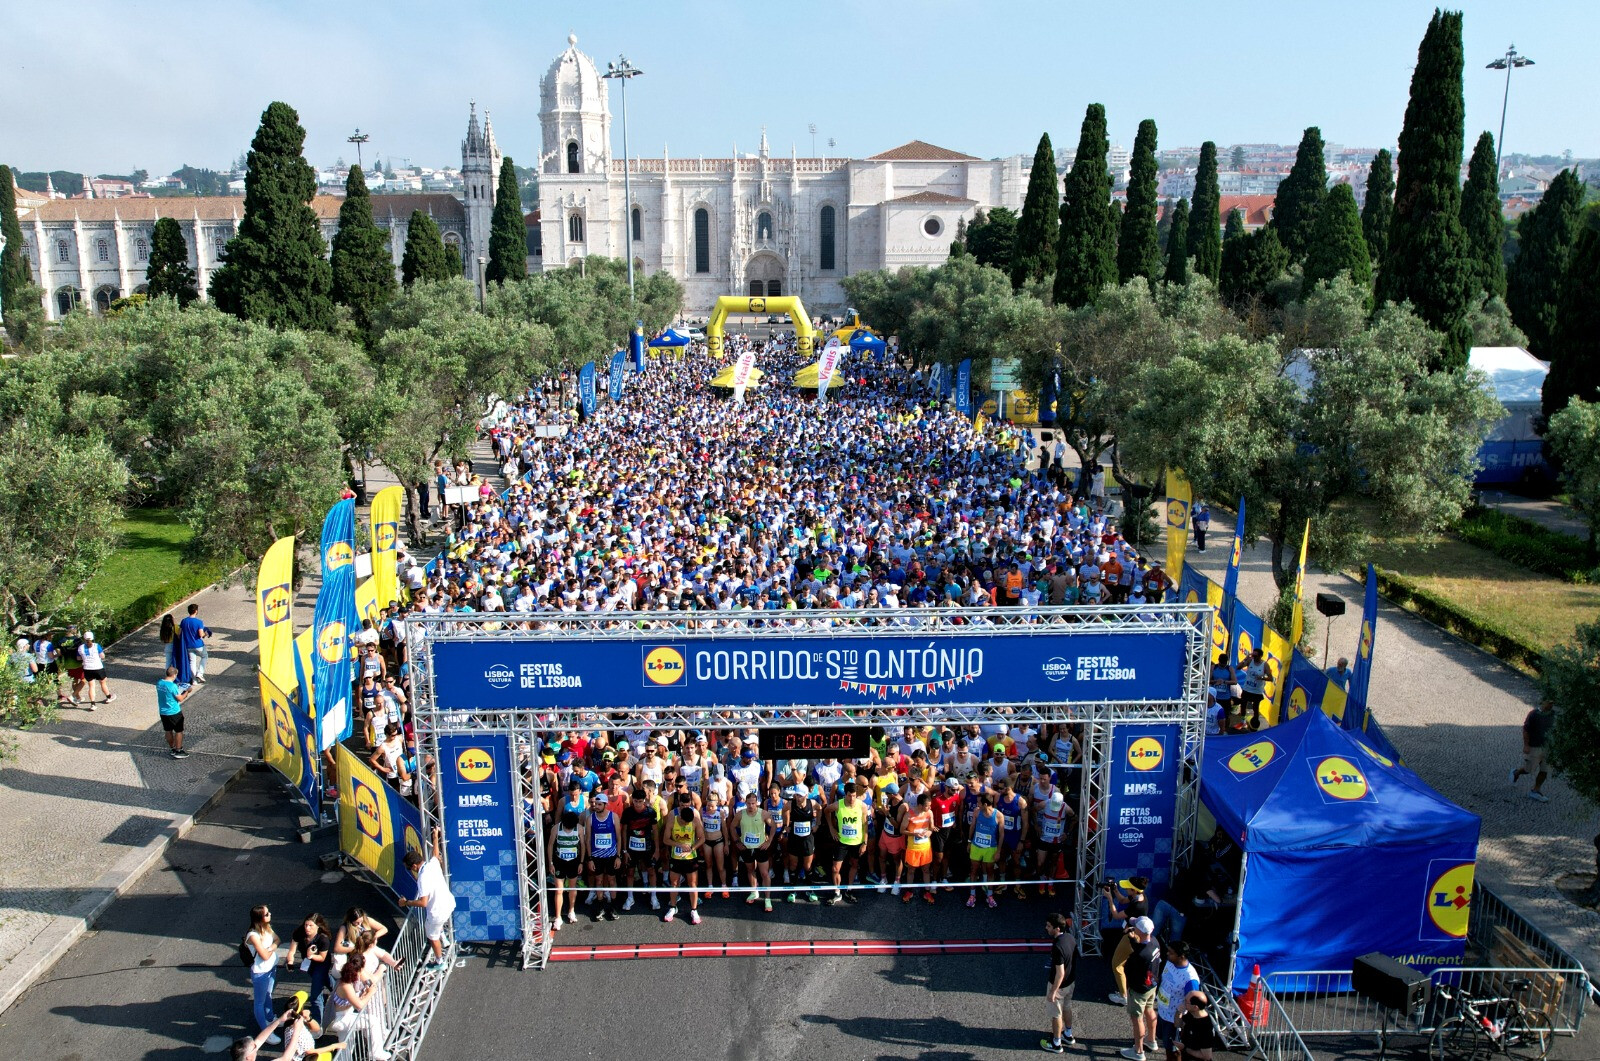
[1486,45,1535,179]
[476,257,486,310]
[347,129,370,173]
[602,56,644,299]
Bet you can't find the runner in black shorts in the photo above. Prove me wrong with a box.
[547,810,584,931]
[620,791,660,913]
[783,786,819,904]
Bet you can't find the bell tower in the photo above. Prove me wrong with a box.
[538,34,611,176]
[461,101,502,282]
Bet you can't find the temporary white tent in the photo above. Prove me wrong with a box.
[1469,346,1549,486]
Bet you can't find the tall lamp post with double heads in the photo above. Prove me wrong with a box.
[602,55,644,299]
[1486,45,1534,180]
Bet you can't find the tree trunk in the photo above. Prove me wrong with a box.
[403,483,424,546]
[1269,515,1291,591]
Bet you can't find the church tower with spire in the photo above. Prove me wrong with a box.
[461,102,502,283]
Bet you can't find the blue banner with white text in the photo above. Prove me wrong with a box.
[437,733,522,942]
[954,358,972,418]
[312,499,358,750]
[609,351,626,400]
[1104,723,1182,901]
[578,360,597,417]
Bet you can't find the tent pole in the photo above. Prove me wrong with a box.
[1229,850,1247,990]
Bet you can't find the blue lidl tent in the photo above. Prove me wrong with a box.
[1201,709,1479,990]
[847,328,887,361]
[648,328,692,348]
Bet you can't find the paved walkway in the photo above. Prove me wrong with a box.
[1479,489,1591,540]
[1183,533,1600,975]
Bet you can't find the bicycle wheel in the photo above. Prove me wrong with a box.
[1433,1018,1490,1061]
[1502,1008,1551,1061]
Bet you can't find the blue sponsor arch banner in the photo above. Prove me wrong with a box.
[437,733,522,943]
[428,628,1190,711]
[1104,723,1182,901]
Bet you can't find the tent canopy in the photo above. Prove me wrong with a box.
[1202,708,1478,852]
[709,364,764,388]
[847,328,887,354]
[792,362,847,390]
[648,328,692,347]
[1468,345,1546,407]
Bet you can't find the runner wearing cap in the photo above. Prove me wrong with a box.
[1033,790,1072,898]
[783,785,820,903]
[876,782,908,897]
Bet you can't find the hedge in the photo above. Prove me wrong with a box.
[1455,508,1597,584]
[1371,567,1545,676]
[99,563,231,648]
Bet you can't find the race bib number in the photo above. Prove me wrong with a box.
[792,821,812,837]
[743,831,763,848]
[628,835,647,852]
[940,811,956,829]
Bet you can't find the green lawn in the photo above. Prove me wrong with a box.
[82,508,224,641]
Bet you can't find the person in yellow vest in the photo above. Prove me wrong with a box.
[826,781,873,905]
[657,793,705,925]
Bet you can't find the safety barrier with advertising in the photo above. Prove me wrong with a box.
[335,744,424,900]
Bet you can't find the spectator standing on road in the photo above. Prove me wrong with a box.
[285,913,333,1025]
[400,827,455,971]
[1040,911,1077,1054]
[1157,941,1202,1061]
[1191,502,1210,552]
[1120,916,1161,1061]
[179,603,211,684]
[244,904,280,1044]
[1176,992,1220,1061]
[1511,700,1556,803]
[157,665,191,759]
[159,614,182,680]
[77,631,114,706]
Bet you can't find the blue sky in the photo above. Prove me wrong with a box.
[4,0,1592,176]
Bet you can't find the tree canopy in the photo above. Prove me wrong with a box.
[1301,183,1372,298]
[1460,130,1506,298]
[486,156,528,284]
[1055,104,1118,308]
[400,210,458,286]
[965,207,1018,272]
[145,217,199,306]
[1272,127,1328,261]
[330,164,397,337]
[1542,206,1600,417]
[1011,133,1060,291]
[1361,148,1395,264]
[1187,142,1222,283]
[1507,168,1585,360]
[1163,199,1191,286]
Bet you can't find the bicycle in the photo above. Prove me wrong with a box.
[1429,977,1551,1061]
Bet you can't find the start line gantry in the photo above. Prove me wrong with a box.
[405,603,1213,969]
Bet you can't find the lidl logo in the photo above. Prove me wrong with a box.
[643,645,687,687]
[1128,736,1164,772]
[1166,499,1189,529]
[747,297,767,313]
[1230,537,1242,568]
[325,541,355,571]
[352,778,383,840]
[403,825,424,868]
[316,621,347,664]
[1288,687,1309,719]
[1359,620,1373,660]
[1227,740,1277,776]
[260,583,292,627]
[456,746,495,783]
[269,697,295,754]
[1211,616,1229,658]
[1314,756,1369,801]
[375,522,397,552]
[1234,628,1255,667]
[1424,863,1475,939]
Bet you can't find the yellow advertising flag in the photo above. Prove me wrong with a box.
[355,578,379,629]
[370,485,403,611]
[337,744,396,886]
[1205,578,1228,662]
[1164,469,1191,590]
[1290,519,1310,645]
[258,668,303,786]
[1258,626,1294,729]
[255,536,295,692]
[295,627,317,713]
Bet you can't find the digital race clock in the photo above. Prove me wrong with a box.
[763,726,872,757]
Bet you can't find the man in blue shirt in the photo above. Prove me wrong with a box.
[157,665,192,759]
[179,603,211,684]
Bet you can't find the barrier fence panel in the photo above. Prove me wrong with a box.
[335,911,452,1061]
[1249,978,1317,1061]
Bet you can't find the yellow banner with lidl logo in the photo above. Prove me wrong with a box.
[1164,469,1191,594]
[370,485,403,613]
[256,536,296,693]
[1258,626,1294,729]
[336,744,424,899]
[259,667,319,818]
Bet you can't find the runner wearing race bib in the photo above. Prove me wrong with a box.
[827,782,872,905]
[700,792,729,899]
[620,791,660,914]
[877,784,908,897]
[783,787,820,905]
[903,793,936,904]
[967,792,1001,909]
[659,796,704,925]
[930,778,962,891]
[584,802,621,922]
[1033,791,1072,899]
[995,780,1030,901]
[547,810,585,931]
[735,792,775,912]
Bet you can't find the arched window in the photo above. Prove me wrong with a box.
[694,208,710,274]
[94,286,117,312]
[96,238,110,262]
[631,207,642,243]
[567,141,581,174]
[55,287,78,316]
[56,239,70,263]
[767,279,782,297]
[819,205,836,270]
[135,238,148,261]
[215,238,227,259]
[569,213,584,242]
[756,211,773,241]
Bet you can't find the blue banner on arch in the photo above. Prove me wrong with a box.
[1103,723,1182,901]
[437,733,522,943]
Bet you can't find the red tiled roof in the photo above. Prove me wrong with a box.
[885,191,975,205]
[1216,194,1276,227]
[867,140,980,162]
[22,192,464,224]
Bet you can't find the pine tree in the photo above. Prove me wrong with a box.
[1118,119,1162,284]
[400,211,457,286]
[208,101,335,331]
[1377,10,1474,369]
[1224,208,1246,243]
[1055,104,1118,308]
[144,217,198,306]
[330,165,397,335]
[1541,206,1600,416]
[1302,183,1373,296]
[1361,149,1394,263]
[1220,225,1289,309]
[1460,131,1506,298]
[1011,133,1059,291]
[1272,127,1328,260]
[1164,198,1191,285]
[1507,168,1585,358]
[1187,142,1222,282]
[0,164,36,339]
[486,157,527,285]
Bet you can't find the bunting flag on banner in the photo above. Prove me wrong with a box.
[255,536,295,693]
[1290,519,1310,646]
[732,348,759,405]
[1164,470,1191,599]
[578,361,598,417]
[1344,563,1378,731]
[817,336,843,401]
[631,322,645,372]
[370,485,402,614]
[954,358,972,418]
[609,350,627,401]
[312,499,359,751]
[1222,497,1246,628]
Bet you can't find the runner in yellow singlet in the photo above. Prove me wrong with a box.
[827,781,872,905]
[658,794,704,925]
[735,792,776,913]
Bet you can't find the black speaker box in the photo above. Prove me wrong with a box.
[1315,592,1346,618]
[1352,952,1431,1012]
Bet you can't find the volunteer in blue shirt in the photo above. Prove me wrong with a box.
[157,665,192,759]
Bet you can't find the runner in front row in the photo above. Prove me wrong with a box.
[903,792,937,904]
[784,786,820,904]
[547,809,584,930]
[827,781,872,904]
[736,791,776,913]
[658,793,704,925]
[584,797,621,922]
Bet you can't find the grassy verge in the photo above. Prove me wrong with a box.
[1456,508,1597,583]
[81,508,226,645]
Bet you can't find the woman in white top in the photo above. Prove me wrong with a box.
[245,905,280,1042]
[77,631,114,704]
[328,961,389,1060]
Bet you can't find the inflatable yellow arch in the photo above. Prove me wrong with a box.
[705,295,815,360]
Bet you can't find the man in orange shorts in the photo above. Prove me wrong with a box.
[903,791,936,904]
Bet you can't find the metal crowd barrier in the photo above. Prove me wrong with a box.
[335,911,454,1061]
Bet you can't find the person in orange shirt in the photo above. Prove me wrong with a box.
[1002,562,1025,606]
[1101,553,1125,603]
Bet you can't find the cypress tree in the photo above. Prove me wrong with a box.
[1542,206,1600,415]
[1460,131,1506,298]
[1187,142,1222,283]
[1118,119,1162,284]
[208,101,335,331]
[966,207,1018,271]
[400,210,457,286]
[486,156,527,284]
[1224,208,1246,244]
[1055,104,1118,308]
[1361,149,1394,263]
[1220,226,1289,309]
[330,165,397,335]
[145,217,198,306]
[1164,198,1191,285]
[1271,127,1328,261]
[1011,133,1059,291]
[1302,183,1373,296]
[1376,10,1473,369]
[0,164,35,337]
[1507,168,1585,358]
